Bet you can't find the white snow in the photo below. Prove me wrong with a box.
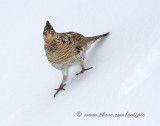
[0,0,160,126]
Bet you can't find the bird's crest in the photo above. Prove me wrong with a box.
[43,21,56,44]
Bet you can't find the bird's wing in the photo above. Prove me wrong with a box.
[65,32,87,47]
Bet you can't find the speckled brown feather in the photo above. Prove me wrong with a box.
[43,21,110,97]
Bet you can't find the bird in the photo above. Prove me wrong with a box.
[43,21,110,97]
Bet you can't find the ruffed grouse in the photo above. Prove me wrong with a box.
[43,21,109,97]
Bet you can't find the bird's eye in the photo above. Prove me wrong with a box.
[68,37,71,41]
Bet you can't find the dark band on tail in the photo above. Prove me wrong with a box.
[103,32,110,37]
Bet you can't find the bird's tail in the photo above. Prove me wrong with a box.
[87,32,109,40]
[85,32,110,49]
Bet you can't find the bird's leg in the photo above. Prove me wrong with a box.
[54,69,68,98]
[76,63,93,76]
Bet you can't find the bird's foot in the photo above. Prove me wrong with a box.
[75,67,93,76]
[54,84,66,98]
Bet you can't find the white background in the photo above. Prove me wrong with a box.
[0,0,160,126]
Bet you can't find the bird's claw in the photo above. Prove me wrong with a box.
[76,67,93,76]
[54,84,66,97]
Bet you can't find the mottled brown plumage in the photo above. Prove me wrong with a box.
[43,21,110,97]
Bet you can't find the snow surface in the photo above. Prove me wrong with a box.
[0,0,160,126]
